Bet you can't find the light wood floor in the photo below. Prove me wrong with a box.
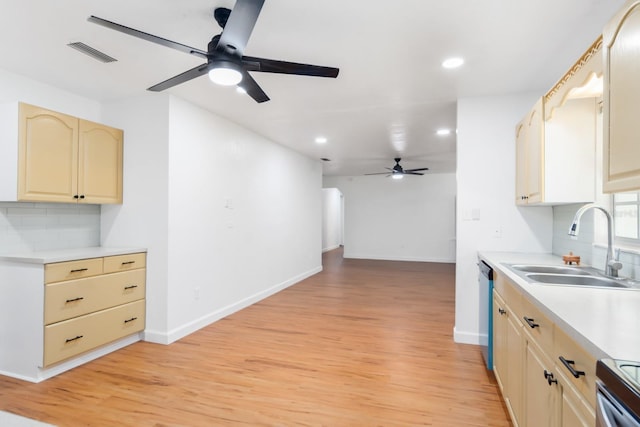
[0,249,512,426]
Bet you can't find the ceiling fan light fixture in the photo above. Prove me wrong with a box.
[208,62,243,86]
[391,173,404,180]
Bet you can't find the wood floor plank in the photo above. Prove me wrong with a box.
[0,248,511,426]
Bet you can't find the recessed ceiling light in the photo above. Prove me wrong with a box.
[442,57,464,69]
[315,136,328,144]
[436,129,451,136]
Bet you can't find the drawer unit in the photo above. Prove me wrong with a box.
[554,325,597,408]
[44,299,145,367]
[103,252,146,273]
[45,257,104,284]
[44,269,146,325]
[0,248,146,382]
[41,252,147,368]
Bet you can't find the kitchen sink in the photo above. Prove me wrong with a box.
[503,263,640,290]
[524,273,629,288]
[510,265,593,275]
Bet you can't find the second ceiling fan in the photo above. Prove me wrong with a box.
[88,0,339,103]
[365,158,429,179]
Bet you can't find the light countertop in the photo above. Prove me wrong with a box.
[480,251,640,362]
[0,247,147,264]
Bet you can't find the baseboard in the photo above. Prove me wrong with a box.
[344,253,455,263]
[144,265,323,345]
[322,244,341,253]
[453,326,484,345]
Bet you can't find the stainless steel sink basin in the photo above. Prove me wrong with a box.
[525,273,629,288]
[510,265,593,275]
[503,263,640,289]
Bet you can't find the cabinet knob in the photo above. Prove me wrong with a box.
[498,308,507,315]
[544,370,557,385]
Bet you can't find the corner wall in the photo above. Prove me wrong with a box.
[102,94,323,344]
[455,94,553,344]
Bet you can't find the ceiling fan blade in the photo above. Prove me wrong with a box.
[88,15,207,59]
[239,70,270,103]
[243,56,339,78]
[147,63,210,92]
[404,167,429,173]
[405,172,425,176]
[216,0,265,57]
[364,172,390,176]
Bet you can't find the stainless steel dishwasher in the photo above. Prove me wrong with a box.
[596,359,640,426]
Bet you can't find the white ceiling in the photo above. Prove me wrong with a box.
[0,0,625,176]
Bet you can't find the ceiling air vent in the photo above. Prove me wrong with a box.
[67,42,117,63]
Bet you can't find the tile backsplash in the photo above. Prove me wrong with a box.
[553,203,640,279]
[0,202,100,254]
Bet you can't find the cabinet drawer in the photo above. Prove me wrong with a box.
[45,269,146,325]
[494,275,523,318]
[554,327,596,408]
[45,258,104,284]
[103,253,146,274]
[521,297,554,355]
[43,299,145,367]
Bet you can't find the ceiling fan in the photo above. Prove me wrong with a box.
[87,0,339,103]
[365,158,429,179]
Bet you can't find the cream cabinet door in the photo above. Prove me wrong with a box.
[515,121,528,205]
[524,338,559,427]
[525,98,544,204]
[78,120,123,204]
[506,312,524,426]
[603,0,640,192]
[18,103,79,202]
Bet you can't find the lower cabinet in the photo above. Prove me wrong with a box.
[493,272,596,427]
[0,250,146,382]
[493,278,524,426]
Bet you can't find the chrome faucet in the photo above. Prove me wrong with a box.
[568,203,622,277]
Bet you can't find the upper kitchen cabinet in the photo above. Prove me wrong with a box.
[77,120,123,204]
[603,1,640,193]
[516,37,601,206]
[0,102,123,204]
[515,97,544,205]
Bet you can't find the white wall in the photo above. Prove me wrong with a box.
[101,94,171,339]
[455,94,554,345]
[322,188,342,252]
[323,173,456,263]
[102,94,322,344]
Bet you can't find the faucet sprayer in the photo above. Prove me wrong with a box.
[568,203,623,277]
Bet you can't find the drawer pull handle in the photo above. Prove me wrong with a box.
[124,317,138,324]
[523,317,539,329]
[65,297,84,303]
[544,370,558,386]
[498,308,506,315]
[70,268,88,273]
[121,261,136,265]
[124,285,138,290]
[65,335,83,343]
[559,356,586,378]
